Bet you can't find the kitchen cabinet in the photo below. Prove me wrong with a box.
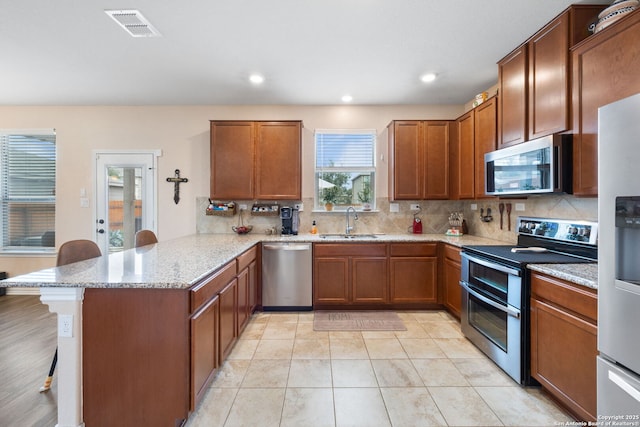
[450,112,474,199]
[498,44,528,147]
[389,243,438,304]
[219,278,238,362]
[190,295,219,410]
[313,243,388,307]
[210,121,302,200]
[442,244,462,318]
[237,245,258,334]
[571,9,640,196]
[388,120,450,200]
[530,271,598,421]
[474,97,497,198]
[498,5,606,148]
[450,97,497,199]
[81,253,253,425]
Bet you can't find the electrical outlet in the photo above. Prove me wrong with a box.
[410,204,421,211]
[294,203,303,212]
[239,204,248,211]
[59,314,73,338]
[515,203,525,211]
[389,203,399,213]
[470,204,478,211]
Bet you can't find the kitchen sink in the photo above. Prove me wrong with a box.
[319,234,378,239]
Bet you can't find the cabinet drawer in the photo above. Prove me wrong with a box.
[314,243,387,257]
[390,243,437,257]
[443,244,461,262]
[237,245,257,271]
[531,272,597,322]
[190,261,237,313]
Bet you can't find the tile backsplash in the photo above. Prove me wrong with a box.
[196,195,597,244]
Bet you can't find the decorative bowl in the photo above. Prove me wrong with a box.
[232,225,253,235]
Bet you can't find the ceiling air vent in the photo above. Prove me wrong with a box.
[105,9,161,38]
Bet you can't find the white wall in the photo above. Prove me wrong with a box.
[0,104,463,276]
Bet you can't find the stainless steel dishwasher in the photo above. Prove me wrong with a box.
[262,242,312,311]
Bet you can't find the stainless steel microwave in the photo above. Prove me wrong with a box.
[485,134,572,196]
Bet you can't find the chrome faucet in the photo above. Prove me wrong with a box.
[345,206,358,234]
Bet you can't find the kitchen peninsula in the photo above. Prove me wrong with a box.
[2,232,500,427]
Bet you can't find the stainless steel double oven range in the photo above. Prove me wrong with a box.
[460,216,598,385]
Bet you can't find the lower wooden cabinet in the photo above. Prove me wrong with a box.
[313,243,388,307]
[219,278,238,362]
[190,295,219,409]
[389,243,438,304]
[82,245,262,426]
[442,244,462,318]
[313,242,441,309]
[530,271,597,421]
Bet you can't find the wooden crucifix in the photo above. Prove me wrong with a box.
[166,169,188,204]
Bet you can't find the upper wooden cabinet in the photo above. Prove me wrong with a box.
[450,97,497,199]
[210,121,302,200]
[388,120,450,200]
[498,5,606,148]
[571,9,640,196]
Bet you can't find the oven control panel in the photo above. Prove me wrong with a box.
[517,217,598,245]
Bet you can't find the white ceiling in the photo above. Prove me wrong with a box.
[1,0,610,106]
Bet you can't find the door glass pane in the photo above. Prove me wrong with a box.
[107,166,143,252]
[469,296,508,351]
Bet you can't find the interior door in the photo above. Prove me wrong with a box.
[95,152,157,254]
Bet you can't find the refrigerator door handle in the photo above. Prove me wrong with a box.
[609,370,640,403]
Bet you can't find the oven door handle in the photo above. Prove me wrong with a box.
[460,281,521,319]
[461,253,521,277]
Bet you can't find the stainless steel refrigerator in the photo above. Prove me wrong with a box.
[598,93,640,417]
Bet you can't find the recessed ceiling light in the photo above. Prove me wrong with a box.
[249,74,264,84]
[341,94,353,103]
[420,73,437,83]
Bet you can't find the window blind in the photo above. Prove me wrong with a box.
[0,130,56,251]
[315,129,376,169]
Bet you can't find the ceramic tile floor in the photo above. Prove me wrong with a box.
[185,310,574,427]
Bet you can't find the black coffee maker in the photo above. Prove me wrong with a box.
[280,207,299,235]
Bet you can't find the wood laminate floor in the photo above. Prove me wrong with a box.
[0,295,57,427]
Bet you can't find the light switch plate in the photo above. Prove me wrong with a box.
[470,204,478,210]
[80,198,89,208]
[390,203,399,213]
[515,203,525,211]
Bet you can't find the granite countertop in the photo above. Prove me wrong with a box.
[3,232,595,290]
[527,263,598,290]
[1,233,503,289]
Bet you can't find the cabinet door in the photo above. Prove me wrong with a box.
[474,97,497,198]
[248,260,258,313]
[210,121,254,199]
[571,11,640,196]
[528,14,570,139]
[443,257,462,318]
[455,111,475,199]
[314,257,350,305]
[352,257,388,304]
[499,45,528,147]
[423,121,450,199]
[190,296,219,410]
[254,121,301,200]
[531,298,597,421]
[389,257,437,303]
[237,268,250,334]
[219,278,238,362]
[390,121,422,200]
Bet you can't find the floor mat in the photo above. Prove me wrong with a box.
[313,311,406,331]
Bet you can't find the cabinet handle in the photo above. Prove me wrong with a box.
[609,370,640,403]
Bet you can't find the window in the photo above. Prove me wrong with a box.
[0,130,56,252]
[315,129,376,211]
